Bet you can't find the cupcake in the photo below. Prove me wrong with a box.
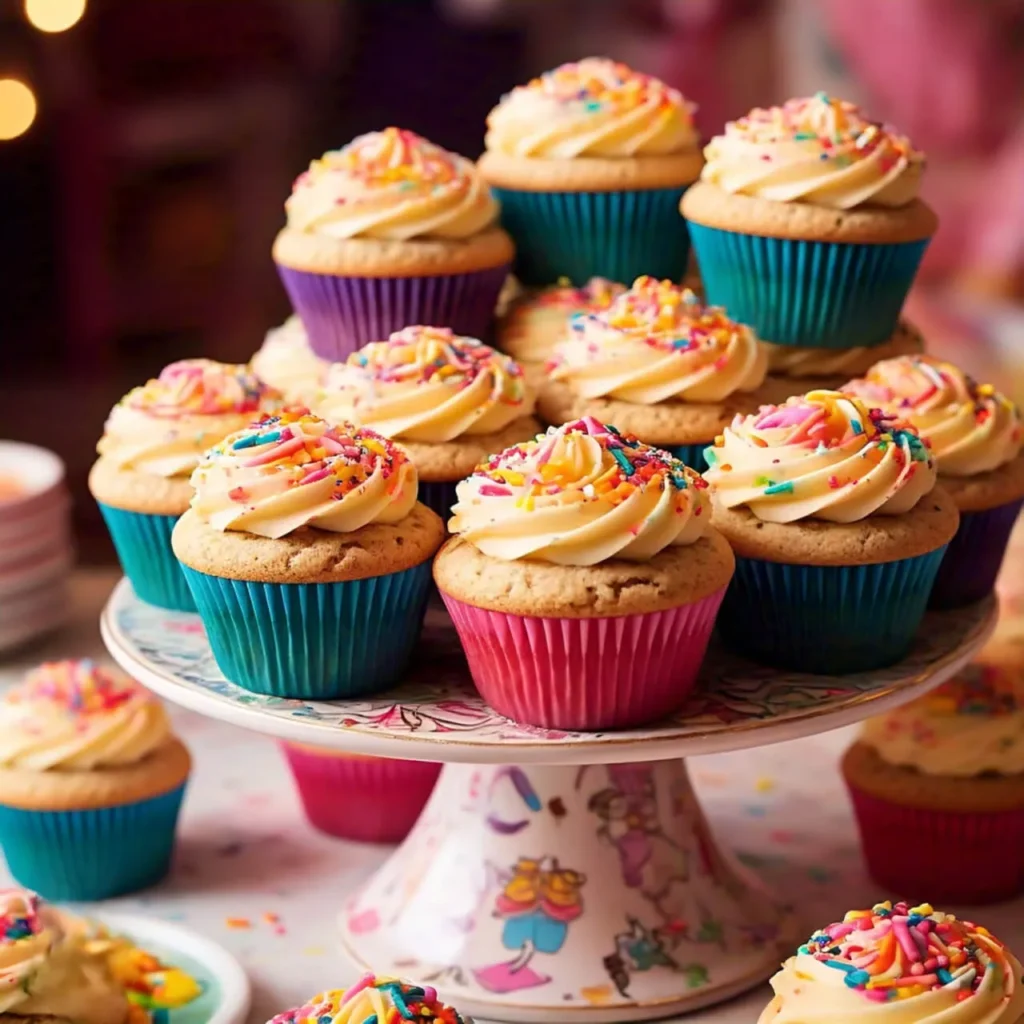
[0,660,190,901]
[280,745,440,843]
[682,93,938,349]
[844,355,1024,608]
[479,58,703,286]
[268,974,471,1024]
[760,901,1024,1024]
[312,326,541,519]
[89,359,276,612]
[273,128,513,361]
[844,660,1024,903]
[251,315,328,406]
[703,389,959,673]
[435,417,735,730]
[172,410,444,699]
[538,276,771,470]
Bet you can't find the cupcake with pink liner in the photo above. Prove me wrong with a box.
[250,314,328,406]
[312,325,540,520]
[273,128,514,361]
[434,417,734,730]
[844,355,1024,608]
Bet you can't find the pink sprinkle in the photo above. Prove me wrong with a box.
[478,484,513,497]
[893,917,921,963]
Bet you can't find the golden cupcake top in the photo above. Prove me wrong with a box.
[450,417,710,566]
[285,128,499,241]
[765,321,926,380]
[703,390,937,523]
[549,275,766,403]
[702,92,923,210]
[189,409,418,539]
[843,356,1022,477]
[314,326,534,443]
[0,660,172,772]
[484,58,697,159]
[251,316,328,405]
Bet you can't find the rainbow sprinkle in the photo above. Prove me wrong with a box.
[919,662,1021,718]
[0,890,43,944]
[9,660,142,715]
[124,359,269,418]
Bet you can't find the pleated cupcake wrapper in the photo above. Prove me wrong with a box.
[440,588,725,731]
[717,549,946,674]
[687,223,930,349]
[282,743,440,843]
[416,480,460,524]
[492,186,692,288]
[929,498,1024,609]
[846,780,1024,904]
[98,503,195,612]
[180,562,433,699]
[276,263,510,362]
[0,784,185,901]
[665,442,712,473]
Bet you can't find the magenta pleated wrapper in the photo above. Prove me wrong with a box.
[440,588,726,731]
[282,744,441,844]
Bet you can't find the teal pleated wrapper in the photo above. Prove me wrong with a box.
[180,562,433,699]
[0,784,186,901]
[687,223,929,349]
[665,443,712,473]
[492,186,692,287]
[717,548,947,674]
[98,503,195,612]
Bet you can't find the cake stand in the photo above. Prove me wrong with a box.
[100,580,995,1024]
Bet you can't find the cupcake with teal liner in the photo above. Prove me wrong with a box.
[844,355,1024,608]
[435,417,735,730]
[537,276,772,471]
[479,58,703,286]
[251,314,329,406]
[273,128,513,361]
[312,325,541,520]
[172,409,444,699]
[682,93,938,349]
[0,660,191,902]
[88,358,278,612]
[703,389,959,673]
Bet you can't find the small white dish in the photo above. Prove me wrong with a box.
[0,441,66,523]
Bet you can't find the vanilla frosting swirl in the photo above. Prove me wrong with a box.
[97,359,274,477]
[314,327,534,443]
[251,317,328,405]
[765,322,925,379]
[450,417,709,566]
[485,58,698,159]
[703,390,936,524]
[0,660,172,771]
[0,891,62,1010]
[702,92,923,209]
[190,410,417,539]
[550,276,766,403]
[286,128,499,241]
[843,356,1022,477]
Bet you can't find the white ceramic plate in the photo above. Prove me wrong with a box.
[0,441,66,521]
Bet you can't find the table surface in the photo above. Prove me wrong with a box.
[3,570,1022,1024]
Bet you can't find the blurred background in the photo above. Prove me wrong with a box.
[2,0,1024,563]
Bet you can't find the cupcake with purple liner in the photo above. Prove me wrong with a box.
[312,326,540,520]
[434,417,734,730]
[0,660,190,901]
[273,128,514,361]
[251,314,328,406]
[844,355,1024,608]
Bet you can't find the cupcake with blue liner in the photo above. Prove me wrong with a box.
[171,410,444,699]
[844,355,1024,608]
[251,314,329,407]
[0,660,191,902]
[88,359,277,612]
[537,276,772,471]
[312,325,540,520]
[703,389,959,673]
[479,58,703,286]
[682,93,938,349]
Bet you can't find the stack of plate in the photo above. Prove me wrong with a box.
[0,441,73,654]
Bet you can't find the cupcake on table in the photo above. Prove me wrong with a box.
[273,128,513,362]
[702,389,958,673]
[479,58,702,286]
[312,325,540,519]
[538,276,772,470]
[250,314,328,407]
[88,358,277,612]
[683,93,938,350]
[435,417,735,730]
[0,660,191,901]
[844,355,1024,607]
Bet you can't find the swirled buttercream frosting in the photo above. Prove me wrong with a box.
[251,316,328,404]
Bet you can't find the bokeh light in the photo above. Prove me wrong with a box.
[23,0,87,34]
[0,79,37,141]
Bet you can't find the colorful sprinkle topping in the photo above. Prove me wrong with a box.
[9,660,142,715]
[0,890,43,945]
[918,662,1021,718]
[124,359,269,418]
[524,277,625,312]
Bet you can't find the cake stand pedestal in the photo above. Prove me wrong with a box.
[101,580,995,1024]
